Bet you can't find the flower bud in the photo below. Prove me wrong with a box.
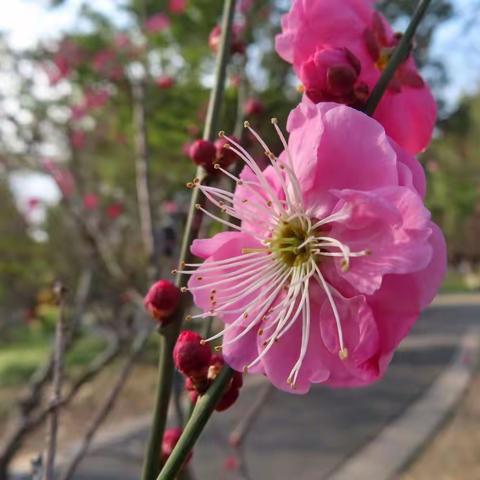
[215,387,239,412]
[208,25,245,55]
[174,331,212,378]
[144,280,180,323]
[208,354,243,412]
[214,137,239,170]
[244,98,264,116]
[188,139,216,169]
[155,75,175,89]
[161,428,192,464]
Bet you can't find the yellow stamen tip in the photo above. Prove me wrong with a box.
[171,269,177,274]
[218,130,225,137]
[186,182,194,188]
[243,120,250,128]
[297,84,305,94]
[214,346,222,352]
[271,117,278,124]
[185,315,192,321]
[180,287,188,293]
[213,163,221,170]
[339,348,349,360]
[341,260,349,272]
[194,203,201,209]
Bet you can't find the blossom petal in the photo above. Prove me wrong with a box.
[329,187,433,294]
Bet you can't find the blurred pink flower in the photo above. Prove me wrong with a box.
[27,197,40,211]
[46,39,84,85]
[83,193,99,210]
[179,102,446,393]
[169,0,187,14]
[70,129,86,149]
[275,0,436,154]
[92,48,124,81]
[155,75,175,89]
[42,159,75,198]
[238,0,254,14]
[71,88,110,121]
[145,13,171,33]
[106,202,124,220]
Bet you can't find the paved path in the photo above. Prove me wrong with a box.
[46,300,480,479]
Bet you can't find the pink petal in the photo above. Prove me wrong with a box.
[329,187,433,295]
[368,223,447,352]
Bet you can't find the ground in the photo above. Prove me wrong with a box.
[401,359,480,480]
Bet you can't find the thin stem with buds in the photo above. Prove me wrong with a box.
[140,1,237,479]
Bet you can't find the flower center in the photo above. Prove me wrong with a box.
[269,218,314,267]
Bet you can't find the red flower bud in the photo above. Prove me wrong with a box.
[214,137,239,170]
[208,25,245,55]
[161,428,192,464]
[174,331,212,378]
[144,280,180,323]
[215,386,239,412]
[244,98,264,116]
[188,139,216,169]
[155,75,175,89]
[208,354,243,412]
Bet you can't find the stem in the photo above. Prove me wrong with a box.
[43,283,67,480]
[132,79,156,274]
[157,366,234,480]
[363,0,432,116]
[140,2,236,478]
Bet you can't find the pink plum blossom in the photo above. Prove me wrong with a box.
[275,0,436,154]
[169,0,187,14]
[155,75,175,89]
[46,39,84,85]
[42,159,75,198]
[145,13,171,33]
[177,102,446,393]
[83,193,99,210]
[92,48,124,81]
[71,88,110,121]
[106,202,124,220]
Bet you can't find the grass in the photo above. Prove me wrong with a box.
[0,327,107,388]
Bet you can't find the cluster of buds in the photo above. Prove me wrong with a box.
[187,136,239,173]
[144,280,181,325]
[174,331,243,412]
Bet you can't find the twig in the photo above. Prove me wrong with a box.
[132,79,156,273]
[43,282,68,480]
[156,366,234,480]
[0,272,92,480]
[141,1,237,479]
[229,384,273,449]
[59,329,150,480]
[228,384,274,480]
[363,0,432,116]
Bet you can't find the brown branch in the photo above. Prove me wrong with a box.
[131,79,156,275]
[227,384,274,479]
[59,329,151,480]
[43,282,68,480]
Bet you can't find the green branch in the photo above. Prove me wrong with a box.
[156,366,234,480]
[363,0,432,116]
